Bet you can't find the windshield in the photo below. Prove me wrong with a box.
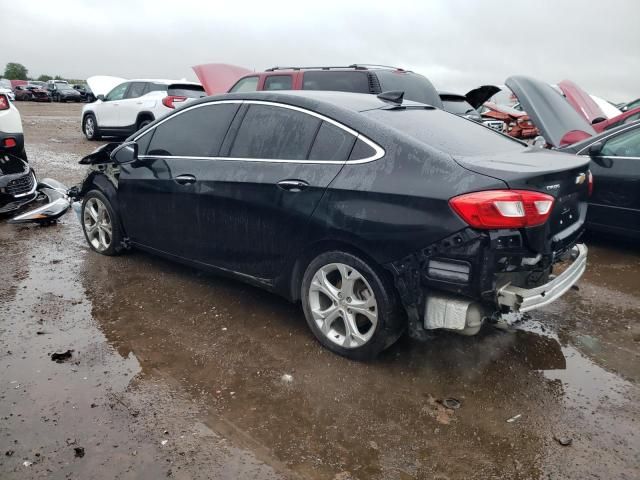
[442,99,477,115]
[375,71,443,108]
[363,107,525,156]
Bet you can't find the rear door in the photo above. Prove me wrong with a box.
[118,101,241,258]
[582,125,640,236]
[117,81,148,127]
[197,102,355,280]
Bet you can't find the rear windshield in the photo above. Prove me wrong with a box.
[442,99,476,115]
[168,84,206,98]
[302,71,370,94]
[375,71,443,108]
[363,108,525,156]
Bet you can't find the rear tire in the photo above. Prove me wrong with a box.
[301,251,405,360]
[81,190,123,256]
[137,118,152,131]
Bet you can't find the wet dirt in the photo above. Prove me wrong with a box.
[1,103,639,479]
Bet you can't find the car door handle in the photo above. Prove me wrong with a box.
[277,180,309,192]
[174,174,197,185]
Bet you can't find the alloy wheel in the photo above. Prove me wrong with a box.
[85,117,95,138]
[308,263,378,348]
[83,197,112,252]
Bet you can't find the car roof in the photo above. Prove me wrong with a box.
[127,79,202,86]
[263,65,412,73]
[201,90,429,113]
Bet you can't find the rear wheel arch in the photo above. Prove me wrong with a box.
[287,239,390,303]
[135,112,155,130]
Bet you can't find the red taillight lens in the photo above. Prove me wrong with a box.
[162,95,187,109]
[0,94,9,110]
[3,138,16,148]
[588,170,593,196]
[449,190,555,229]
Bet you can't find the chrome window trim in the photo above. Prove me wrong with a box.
[133,99,385,164]
[576,122,640,155]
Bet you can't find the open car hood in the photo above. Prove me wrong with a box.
[86,75,126,97]
[465,85,501,110]
[558,80,606,124]
[192,63,253,95]
[590,94,622,119]
[506,76,596,148]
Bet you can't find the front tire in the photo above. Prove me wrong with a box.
[81,190,123,256]
[301,251,405,360]
[83,114,100,140]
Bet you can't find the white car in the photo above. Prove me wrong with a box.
[81,77,205,140]
[0,79,15,102]
[0,92,26,160]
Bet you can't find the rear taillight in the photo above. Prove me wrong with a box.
[588,170,593,196]
[3,138,16,148]
[162,95,187,109]
[0,94,9,110]
[449,190,555,229]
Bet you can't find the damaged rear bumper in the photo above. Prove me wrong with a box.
[497,243,587,313]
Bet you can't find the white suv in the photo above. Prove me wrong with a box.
[81,78,205,140]
[0,92,26,160]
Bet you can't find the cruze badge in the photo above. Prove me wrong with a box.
[575,173,586,185]
[546,184,560,191]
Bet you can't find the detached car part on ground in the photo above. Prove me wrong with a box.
[13,90,590,360]
[507,75,640,239]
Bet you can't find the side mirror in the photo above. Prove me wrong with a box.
[97,94,105,101]
[588,142,603,157]
[110,141,138,165]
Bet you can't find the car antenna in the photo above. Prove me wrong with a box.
[377,90,404,105]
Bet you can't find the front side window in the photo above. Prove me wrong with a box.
[229,104,321,160]
[229,76,259,93]
[264,75,293,91]
[105,83,129,101]
[125,82,147,99]
[146,103,240,157]
[601,128,640,157]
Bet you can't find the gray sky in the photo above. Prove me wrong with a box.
[3,0,639,102]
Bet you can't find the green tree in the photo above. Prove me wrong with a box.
[37,74,52,82]
[4,63,28,80]
[54,75,64,80]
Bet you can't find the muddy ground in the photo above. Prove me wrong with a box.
[1,102,639,479]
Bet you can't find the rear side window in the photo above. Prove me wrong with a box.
[264,75,293,91]
[363,108,524,156]
[168,84,206,98]
[147,83,168,93]
[146,103,239,157]
[302,71,370,94]
[309,122,356,161]
[230,104,320,160]
[125,82,147,99]
[229,76,259,93]
[349,138,376,161]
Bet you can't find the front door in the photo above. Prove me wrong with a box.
[586,125,640,236]
[117,101,242,259]
[98,82,129,128]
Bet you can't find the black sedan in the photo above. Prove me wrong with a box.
[71,90,590,359]
[49,84,83,102]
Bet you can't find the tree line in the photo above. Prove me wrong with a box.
[2,62,82,83]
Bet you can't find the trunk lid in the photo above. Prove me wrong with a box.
[506,75,596,148]
[454,149,590,254]
[465,85,501,110]
[192,63,253,95]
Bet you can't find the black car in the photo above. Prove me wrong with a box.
[71,90,589,359]
[507,75,640,239]
[48,83,83,102]
[72,84,95,102]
